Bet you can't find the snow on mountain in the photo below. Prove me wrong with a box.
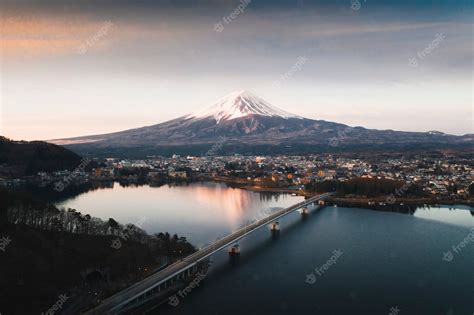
[427,130,447,136]
[187,90,302,123]
[49,90,472,157]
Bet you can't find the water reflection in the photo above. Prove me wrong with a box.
[55,182,304,247]
[157,206,474,315]
[51,181,474,248]
[192,185,252,226]
[414,204,474,227]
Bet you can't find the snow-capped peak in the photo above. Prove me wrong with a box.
[427,130,446,136]
[187,90,302,123]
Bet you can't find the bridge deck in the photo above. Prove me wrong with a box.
[86,193,331,314]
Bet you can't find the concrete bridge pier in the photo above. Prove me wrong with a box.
[271,221,280,237]
[84,194,333,315]
[228,244,240,257]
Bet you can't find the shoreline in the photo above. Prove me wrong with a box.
[203,176,311,196]
[327,196,473,207]
[205,176,473,207]
[9,176,472,209]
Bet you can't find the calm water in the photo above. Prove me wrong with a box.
[414,204,474,228]
[55,182,305,247]
[56,183,474,315]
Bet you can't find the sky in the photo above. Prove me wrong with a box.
[1,0,472,140]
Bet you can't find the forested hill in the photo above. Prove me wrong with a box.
[0,136,82,177]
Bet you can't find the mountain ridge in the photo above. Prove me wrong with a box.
[49,91,473,157]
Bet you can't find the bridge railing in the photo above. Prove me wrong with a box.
[183,194,329,262]
[86,193,332,314]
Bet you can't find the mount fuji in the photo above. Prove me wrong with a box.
[50,90,473,157]
[186,90,302,122]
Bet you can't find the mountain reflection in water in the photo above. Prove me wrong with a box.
[54,181,304,247]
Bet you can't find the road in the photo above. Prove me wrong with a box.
[86,193,332,314]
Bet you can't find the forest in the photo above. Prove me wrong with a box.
[305,177,427,198]
[0,188,195,314]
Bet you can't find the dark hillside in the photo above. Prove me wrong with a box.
[0,136,82,177]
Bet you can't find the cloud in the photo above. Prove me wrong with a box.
[1,15,116,58]
[1,1,472,139]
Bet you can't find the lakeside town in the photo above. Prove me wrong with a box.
[2,152,472,205]
[1,149,472,314]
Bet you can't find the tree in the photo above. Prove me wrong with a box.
[107,218,120,236]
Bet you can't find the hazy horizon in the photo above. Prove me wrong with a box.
[1,0,473,140]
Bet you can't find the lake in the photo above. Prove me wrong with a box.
[56,182,474,315]
[55,181,305,247]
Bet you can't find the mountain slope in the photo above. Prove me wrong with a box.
[49,91,473,157]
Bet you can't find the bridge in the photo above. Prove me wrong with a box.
[85,193,333,314]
